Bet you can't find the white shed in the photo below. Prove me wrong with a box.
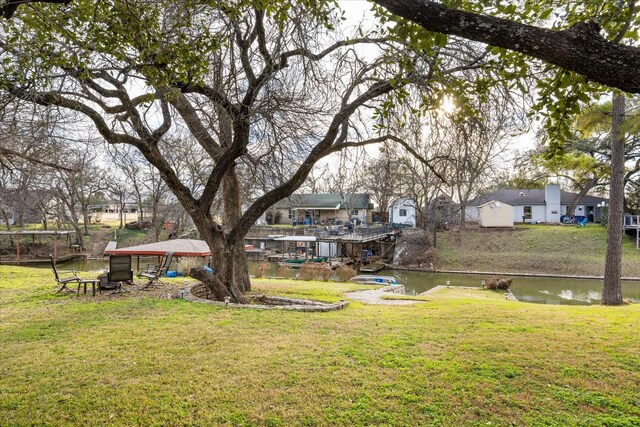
[389,198,417,226]
[478,200,514,228]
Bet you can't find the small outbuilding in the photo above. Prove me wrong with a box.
[478,200,514,228]
[389,198,417,227]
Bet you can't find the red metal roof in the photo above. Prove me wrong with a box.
[104,239,210,257]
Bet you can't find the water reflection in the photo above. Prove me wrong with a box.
[388,270,640,306]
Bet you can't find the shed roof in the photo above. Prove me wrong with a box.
[478,200,513,208]
[275,193,372,209]
[274,236,317,242]
[469,189,607,207]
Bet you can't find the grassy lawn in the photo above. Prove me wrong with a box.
[436,224,640,277]
[1,265,640,425]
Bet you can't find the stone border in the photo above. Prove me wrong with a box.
[182,282,348,312]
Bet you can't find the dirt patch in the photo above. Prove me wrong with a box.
[89,227,115,257]
[393,229,436,268]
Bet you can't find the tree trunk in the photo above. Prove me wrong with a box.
[82,209,90,235]
[152,195,161,241]
[456,203,465,245]
[69,213,84,248]
[137,195,144,222]
[1,208,11,231]
[602,93,625,306]
[189,267,233,301]
[198,223,247,303]
[186,170,250,303]
[566,177,598,217]
[221,168,251,293]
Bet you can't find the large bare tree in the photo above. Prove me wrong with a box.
[0,1,491,301]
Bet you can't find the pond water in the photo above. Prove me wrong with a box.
[386,270,640,306]
[42,259,640,306]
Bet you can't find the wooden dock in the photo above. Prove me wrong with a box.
[359,262,385,273]
[250,225,397,266]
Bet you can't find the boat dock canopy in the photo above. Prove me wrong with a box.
[104,239,210,257]
[273,236,317,242]
[103,241,117,256]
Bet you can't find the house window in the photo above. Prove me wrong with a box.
[351,209,359,216]
[288,209,293,219]
[523,206,532,219]
[399,208,407,217]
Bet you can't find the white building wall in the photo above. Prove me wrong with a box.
[532,205,546,223]
[512,205,524,223]
[390,198,416,226]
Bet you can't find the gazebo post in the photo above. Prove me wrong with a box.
[16,236,20,261]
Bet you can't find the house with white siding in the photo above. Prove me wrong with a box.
[465,184,607,224]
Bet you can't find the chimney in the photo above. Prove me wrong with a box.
[545,184,561,223]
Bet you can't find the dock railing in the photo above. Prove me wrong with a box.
[314,224,393,242]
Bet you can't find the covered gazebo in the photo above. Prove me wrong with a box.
[104,238,211,270]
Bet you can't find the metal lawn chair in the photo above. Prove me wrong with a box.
[49,254,81,294]
[138,252,174,289]
[102,254,134,294]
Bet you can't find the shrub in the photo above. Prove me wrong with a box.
[319,264,332,282]
[298,263,317,280]
[298,263,331,281]
[335,264,357,282]
[176,257,202,276]
[413,248,437,267]
[254,262,269,278]
[485,275,512,291]
[277,264,292,278]
[125,221,151,230]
